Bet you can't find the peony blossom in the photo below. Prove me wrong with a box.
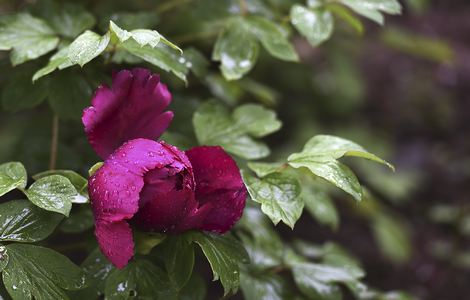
[83,68,246,268]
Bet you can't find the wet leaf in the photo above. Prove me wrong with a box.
[160,236,194,291]
[291,5,334,46]
[2,244,86,299]
[240,272,291,300]
[243,172,304,229]
[24,175,77,216]
[66,31,110,67]
[245,16,298,62]
[288,135,393,169]
[0,162,27,197]
[0,200,63,242]
[247,162,285,178]
[34,169,88,202]
[188,232,249,296]
[179,273,206,300]
[0,13,59,65]
[233,104,282,138]
[213,17,259,80]
[303,185,339,230]
[75,248,114,298]
[104,259,170,299]
[339,0,401,24]
[288,135,393,200]
[193,102,271,160]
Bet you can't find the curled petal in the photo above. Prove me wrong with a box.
[89,138,193,267]
[83,68,174,159]
[184,146,247,233]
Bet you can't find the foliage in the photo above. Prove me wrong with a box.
[0,0,453,299]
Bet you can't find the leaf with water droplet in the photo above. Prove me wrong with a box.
[104,259,172,299]
[186,232,249,296]
[2,244,86,299]
[0,245,8,272]
[34,169,89,203]
[0,162,27,197]
[213,17,259,80]
[0,199,63,242]
[24,175,76,216]
[242,171,304,229]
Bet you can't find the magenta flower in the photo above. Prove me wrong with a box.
[83,69,247,268]
[82,68,173,159]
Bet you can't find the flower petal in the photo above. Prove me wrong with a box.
[185,146,247,233]
[82,68,173,159]
[132,144,196,233]
[89,138,193,267]
[95,220,134,269]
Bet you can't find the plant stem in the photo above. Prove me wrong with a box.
[49,115,59,170]
[238,0,248,16]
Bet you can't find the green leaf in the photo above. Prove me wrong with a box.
[134,231,166,255]
[47,3,96,38]
[0,200,63,242]
[240,272,291,300]
[193,102,270,160]
[179,273,206,300]
[372,214,411,263]
[48,70,93,121]
[118,40,188,82]
[109,21,181,52]
[291,160,362,200]
[288,135,393,200]
[77,248,114,297]
[213,17,259,80]
[0,162,27,197]
[2,244,86,299]
[245,16,298,62]
[247,162,285,178]
[288,135,394,169]
[104,259,170,299]
[0,13,59,65]
[233,104,282,138]
[243,172,304,229]
[291,262,365,284]
[329,4,364,34]
[88,162,104,177]
[290,5,334,47]
[339,0,401,24]
[292,268,342,300]
[183,47,209,78]
[237,206,284,269]
[1,64,49,112]
[66,30,110,67]
[34,169,88,202]
[160,236,195,291]
[108,21,186,81]
[32,46,71,81]
[59,205,94,233]
[188,232,249,295]
[24,175,76,216]
[0,245,8,272]
[303,184,339,230]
